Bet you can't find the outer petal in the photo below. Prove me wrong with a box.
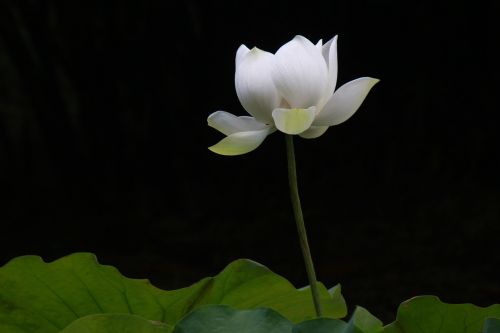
[314,77,379,126]
[208,128,271,156]
[299,125,329,139]
[316,39,323,50]
[272,36,328,109]
[235,48,280,123]
[272,106,316,135]
[318,36,338,109]
[235,44,250,68]
[208,111,267,136]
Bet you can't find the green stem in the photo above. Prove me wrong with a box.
[285,134,323,317]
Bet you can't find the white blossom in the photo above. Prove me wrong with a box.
[208,35,379,155]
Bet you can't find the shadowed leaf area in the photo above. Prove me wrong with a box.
[0,253,346,332]
[1,253,499,333]
[172,305,378,333]
[383,296,500,333]
[60,314,172,333]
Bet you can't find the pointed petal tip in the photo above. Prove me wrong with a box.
[349,76,381,88]
[207,110,225,129]
[238,44,249,51]
[324,35,338,48]
[208,143,242,156]
[207,111,269,136]
[208,145,243,156]
[207,111,220,122]
[292,35,313,45]
[236,45,251,68]
[245,46,272,58]
[208,145,232,156]
[208,129,270,156]
[314,76,379,126]
[365,77,381,86]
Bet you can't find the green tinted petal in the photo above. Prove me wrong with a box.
[208,129,271,156]
[272,107,316,135]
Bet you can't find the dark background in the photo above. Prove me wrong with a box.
[0,0,499,322]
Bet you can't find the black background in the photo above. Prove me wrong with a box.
[0,0,499,322]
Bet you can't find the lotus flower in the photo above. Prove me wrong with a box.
[208,35,379,156]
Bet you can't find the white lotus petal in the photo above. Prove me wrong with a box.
[272,106,316,135]
[208,111,268,136]
[316,39,323,50]
[299,126,329,139]
[208,128,271,156]
[314,77,379,126]
[235,48,280,123]
[272,35,328,108]
[236,44,250,68]
[318,35,338,109]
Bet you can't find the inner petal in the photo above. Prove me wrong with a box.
[271,36,329,109]
[271,106,316,135]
